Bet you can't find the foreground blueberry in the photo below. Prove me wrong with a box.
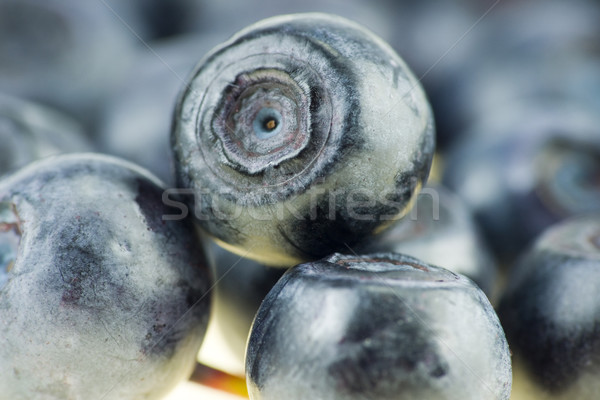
[171,13,435,266]
[499,215,600,399]
[246,253,511,400]
[0,154,211,399]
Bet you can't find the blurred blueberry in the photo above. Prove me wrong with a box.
[499,215,600,399]
[453,54,600,137]
[443,100,600,261]
[193,0,395,44]
[444,0,600,135]
[383,0,489,148]
[0,94,91,176]
[104,0,205,40]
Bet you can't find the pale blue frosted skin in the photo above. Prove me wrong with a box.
[0,153,211,400]
[246,253,512,400]
[172,13,435,267]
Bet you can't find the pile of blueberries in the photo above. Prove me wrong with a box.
[2,1,600,399]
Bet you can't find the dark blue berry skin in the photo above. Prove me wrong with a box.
[443,100,600,262]
[0,94,91,177]
[499,216,600,399]
[246,253,511,400]
[0,154,211,400]
[172,13,435,267]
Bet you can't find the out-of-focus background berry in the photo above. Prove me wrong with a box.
[2,1,599,399]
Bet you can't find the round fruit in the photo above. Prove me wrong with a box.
[171,13,435,266]
[0,0,134,126]
[0,153,211,400]
[246,253,511,400]
[0,94,90,176]
[499,215,600,399]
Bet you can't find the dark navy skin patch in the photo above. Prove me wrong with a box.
[246,253,512,400]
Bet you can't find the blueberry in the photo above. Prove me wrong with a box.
[443,100,600,261]
[499,215,600,399]
[172,13,435,266]
[0,153,211,399]
[383,0,484,148]
[0,94,91,177]
[357,184,497,296]
[127,0,205,39]
[246,253,511,400]
[101,0,204,41]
